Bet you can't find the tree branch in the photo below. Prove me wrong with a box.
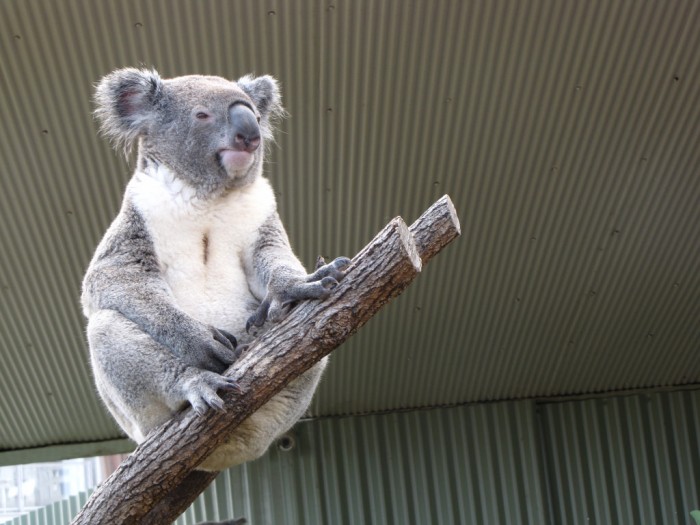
[72,195,460,525]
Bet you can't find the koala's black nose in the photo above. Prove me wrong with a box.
[229,103,261,153]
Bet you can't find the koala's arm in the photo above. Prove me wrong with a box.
[82,207,239,373]
[244,212,350,330]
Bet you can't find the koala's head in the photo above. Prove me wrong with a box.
[95,68,285,196]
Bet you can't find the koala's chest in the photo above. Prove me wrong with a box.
[128,174,275,325]
[147,207,250,286]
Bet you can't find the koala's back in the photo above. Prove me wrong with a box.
[127,165,276,335]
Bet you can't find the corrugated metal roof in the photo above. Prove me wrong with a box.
[0,0,699,456]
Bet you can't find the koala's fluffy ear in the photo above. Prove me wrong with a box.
[237,75,286,126]
[94,68,165,153]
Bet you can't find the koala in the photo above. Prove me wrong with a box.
[81,68,350,472]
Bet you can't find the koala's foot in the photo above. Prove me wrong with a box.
[180,369,241,415]
[246,256,351,331]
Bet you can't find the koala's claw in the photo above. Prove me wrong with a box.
[321,276,338,289]
[186,370,240,415]
[246,298,271,333]
[247,256,350,331]
[206,327,241,366]
[213,329,237,350]
[177,325,242,375]
[308,256,351,283]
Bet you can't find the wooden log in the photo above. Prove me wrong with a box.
[408,194,461,265]
[72,195,460,525]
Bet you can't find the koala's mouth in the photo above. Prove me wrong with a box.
[218,149,255,173]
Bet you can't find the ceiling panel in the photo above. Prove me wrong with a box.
[0,0,698,458]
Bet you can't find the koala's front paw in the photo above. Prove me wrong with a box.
[246,256,351,331]
[176,325,241,374]
[309,256,352,284]
[182,369,241,415]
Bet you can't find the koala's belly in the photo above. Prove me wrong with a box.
[157,228,256,333]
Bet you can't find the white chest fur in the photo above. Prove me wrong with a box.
[127,166,276,332]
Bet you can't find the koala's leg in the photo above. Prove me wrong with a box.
[87,310,238,441]
[199,357,328,471]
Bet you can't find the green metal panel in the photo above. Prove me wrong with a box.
[4,391,700,524]
[180,390,700,524]
[175,401,548,525]
[539,389,700,525]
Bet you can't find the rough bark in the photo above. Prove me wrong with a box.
[409,194,461,266]
[72,195,460,525]
[142,470,219,524]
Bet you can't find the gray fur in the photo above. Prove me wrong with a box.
[94,69,284,197]
[83,202,239,373]
[245,213,350,329]
[82,68,348,471]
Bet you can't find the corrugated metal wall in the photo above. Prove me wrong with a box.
[174,401,548,525]
[4,389,699,525]
[540,390,700,525]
